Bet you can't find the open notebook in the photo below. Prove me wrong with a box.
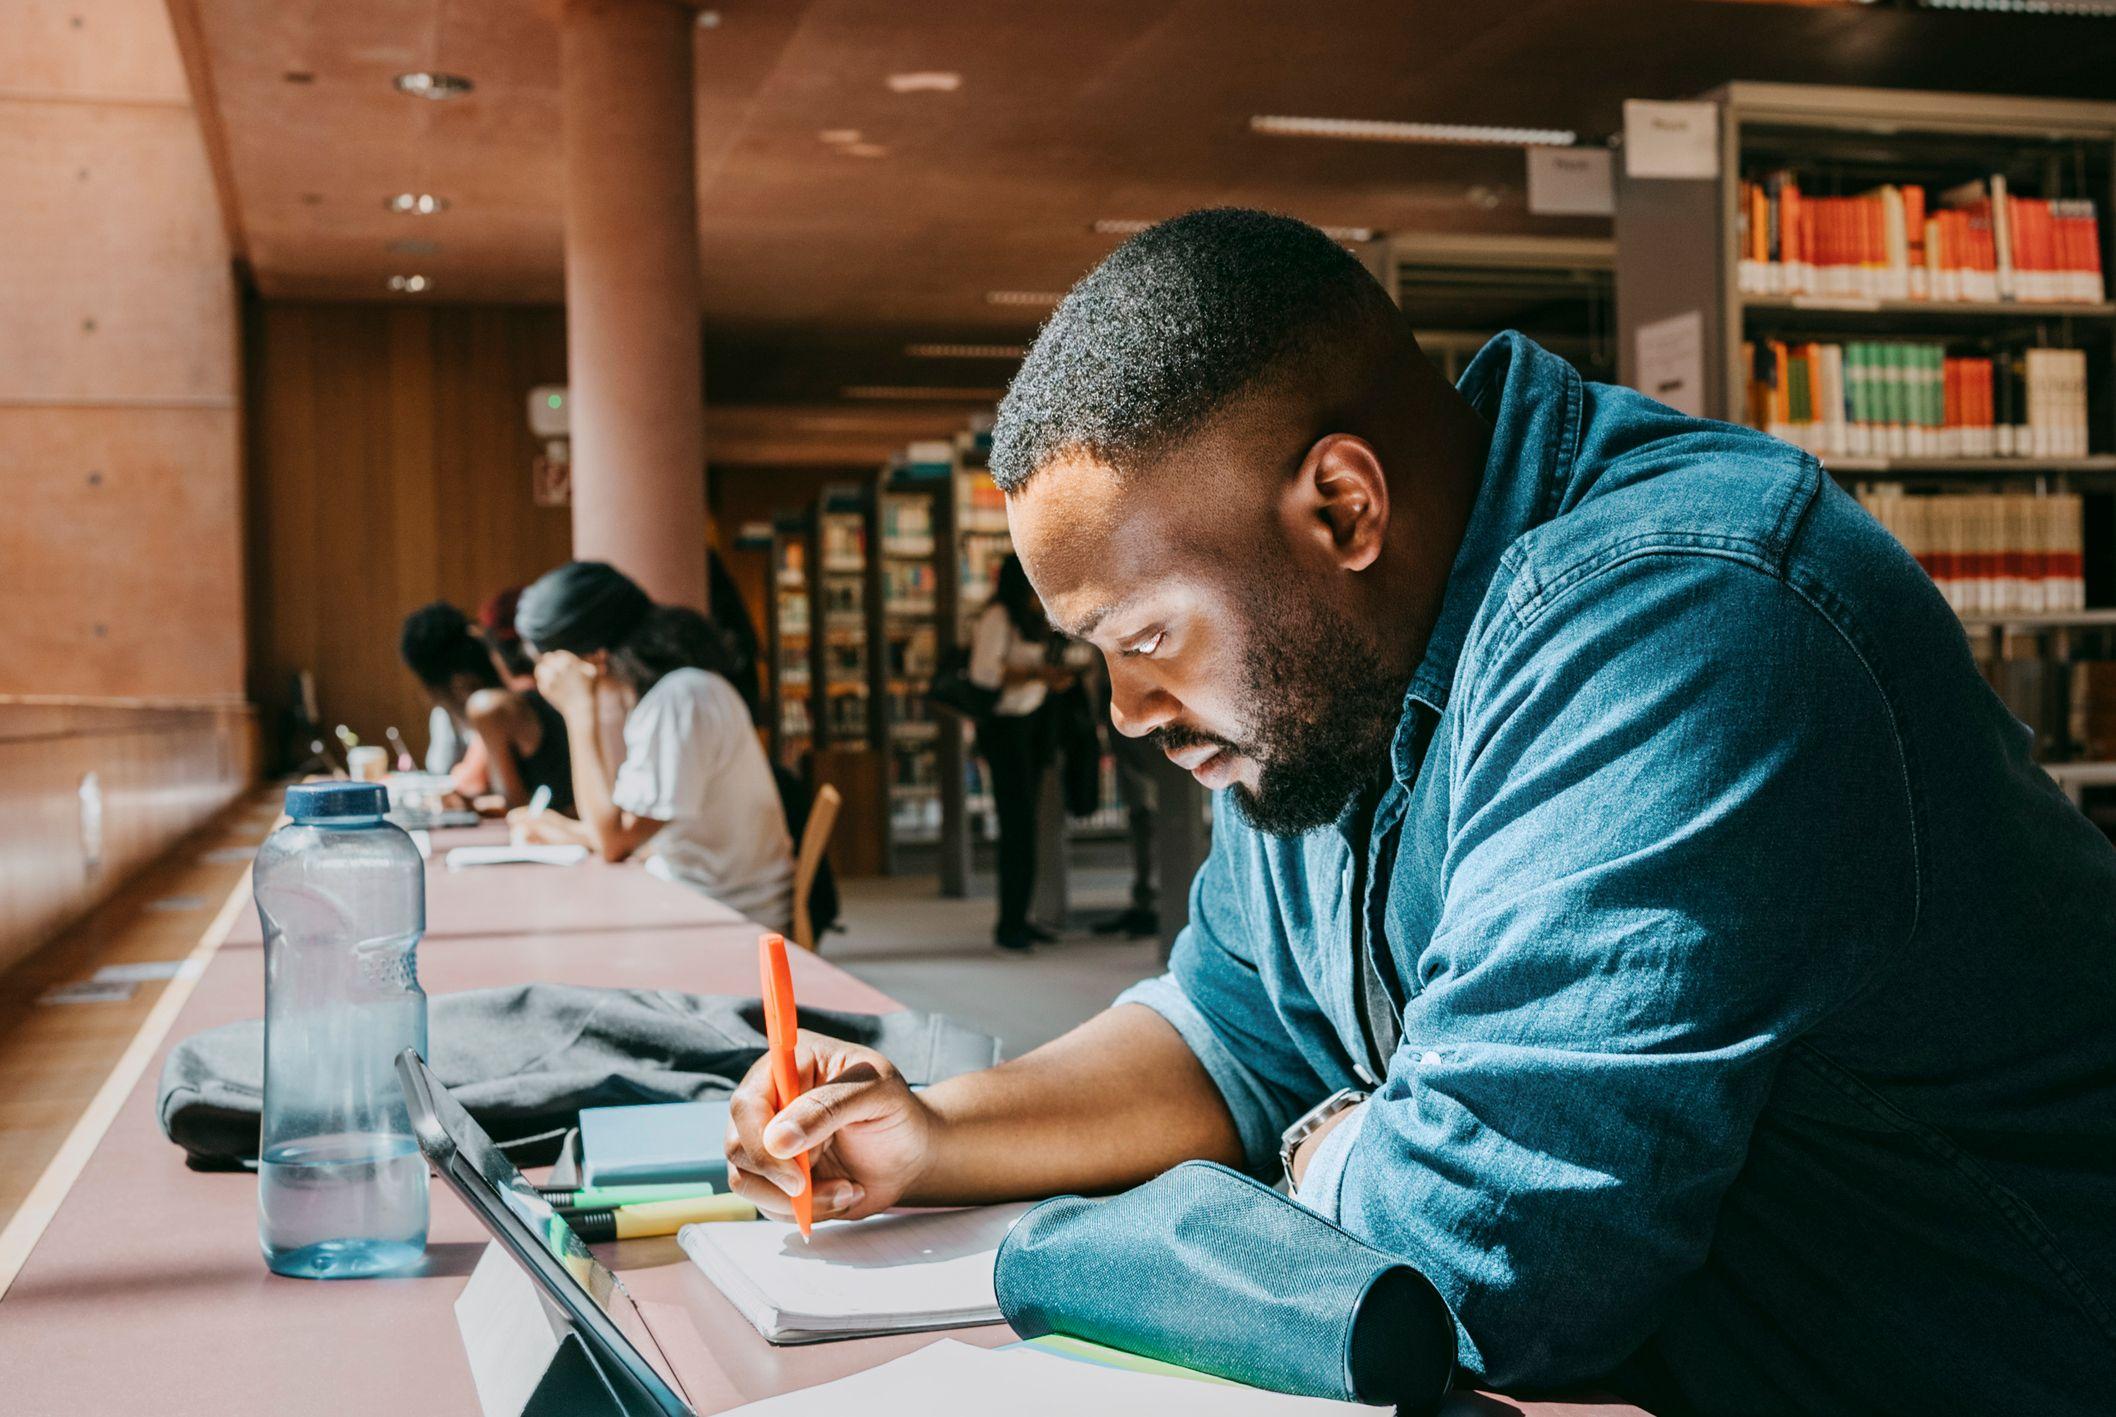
[676,1203,1032,1344]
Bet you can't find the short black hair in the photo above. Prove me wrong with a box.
[990,208,1404,491]
[399,602,499,690]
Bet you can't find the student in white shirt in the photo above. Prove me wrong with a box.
[510,562,795,932]
[968,556,1079,952]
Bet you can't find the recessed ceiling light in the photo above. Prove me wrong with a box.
[695,9,720,26]
[984,290,1063,307]
[386,193,449,215]
[1466,184,1504,210]
[1250,114,1575,147]
[842,143,889,158]
[387,274,430,293]
[818,128,862,145]
[886,71,961,93]
[394,72,474,100]
[842,385,1005,401]
[905,343,1027,359]
[1091,217,1376,242]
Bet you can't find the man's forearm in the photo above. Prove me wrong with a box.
[906,1003,1244,1204]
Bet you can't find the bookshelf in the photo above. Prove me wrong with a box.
[1616,84,2116,825]
[762,510,814,771]
[1383,233,1616,382]
[879,442,955,871]
[809,481,888,877]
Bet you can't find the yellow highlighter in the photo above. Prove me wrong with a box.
[561,1192,758,1242]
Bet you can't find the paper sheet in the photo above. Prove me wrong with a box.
[721,1340,1385,1415]
[444,843,589,870]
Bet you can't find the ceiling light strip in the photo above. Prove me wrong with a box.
[841,385,1006,401]
[1092,217,1375,242]
[984,291,1063,307]
[1250,114,1575,147]
[905,343,1026,359]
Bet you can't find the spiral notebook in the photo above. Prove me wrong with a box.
[676,1203,1032,1344]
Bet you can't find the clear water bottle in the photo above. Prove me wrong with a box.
[254,782,429,1278]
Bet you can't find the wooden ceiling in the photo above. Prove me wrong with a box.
[170,0,2116,454]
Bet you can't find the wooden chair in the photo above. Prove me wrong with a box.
[790,783,842,952]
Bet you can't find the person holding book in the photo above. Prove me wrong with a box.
[510,561,795,932]
[723,210,2116,1414]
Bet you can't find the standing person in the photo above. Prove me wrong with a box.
[1092,666,1163,939]
[967,555,1075,952]
[511,562,795,932]
[397,601,573,811]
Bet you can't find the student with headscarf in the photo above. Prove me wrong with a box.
[511,562,794,931]
[397,601,573,811]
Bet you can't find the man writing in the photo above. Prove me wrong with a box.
[726,210,2116,1412]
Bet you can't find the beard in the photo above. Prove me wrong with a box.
[1153,579,1410,837]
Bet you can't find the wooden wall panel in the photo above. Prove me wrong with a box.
[243,300,575,759]
[0,701,255,978]
[0,0,244,703]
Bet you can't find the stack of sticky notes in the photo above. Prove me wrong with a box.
[578,1099,733,1190]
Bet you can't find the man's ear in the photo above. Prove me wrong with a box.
[1281,433,1388,573]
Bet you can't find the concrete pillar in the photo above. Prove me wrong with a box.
[559,0,708,611]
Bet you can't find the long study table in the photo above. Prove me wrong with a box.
[0,823,1647,1415]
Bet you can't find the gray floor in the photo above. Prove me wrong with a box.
[822,866,1166,1059]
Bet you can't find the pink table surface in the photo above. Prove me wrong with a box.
[0,831,1647,1415]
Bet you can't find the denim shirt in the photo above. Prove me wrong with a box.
[1116,333,2116,1412]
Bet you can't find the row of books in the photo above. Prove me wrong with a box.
[882,561,938,615]
[1735,174,2105,304]
[1745,340,2093,459]
[820,515,866,571]
[880,494,935,553]
[957,473,1008,533]
[1855,486,2086,614]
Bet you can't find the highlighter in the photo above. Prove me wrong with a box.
[560,1192,759,1243]
[759,931,814,1238]
[538,1182,718,1209]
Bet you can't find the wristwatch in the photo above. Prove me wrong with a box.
[1279,1087,1368,1191]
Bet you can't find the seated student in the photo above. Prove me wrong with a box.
[398,601,574,812]
[511,562,795,932]
[477,586,539,693]
[725,212,2116,1414]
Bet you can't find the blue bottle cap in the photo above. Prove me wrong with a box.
[284,782,389,823]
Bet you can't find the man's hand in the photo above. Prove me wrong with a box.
[534,650,599,723]
[1290,1100,1363,1190]
[725,1031,937,1223]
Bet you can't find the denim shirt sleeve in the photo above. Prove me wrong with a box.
[1115,815,1331,1175]
[1335,551,1918,1388]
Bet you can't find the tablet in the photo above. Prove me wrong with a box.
[395,1050,694,1416]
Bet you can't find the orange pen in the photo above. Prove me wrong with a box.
[758,931,814,1238]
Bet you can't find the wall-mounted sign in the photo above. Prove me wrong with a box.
[1526,146,1614,216]
[1622,100,1718,180]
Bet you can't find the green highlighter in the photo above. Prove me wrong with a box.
[536,1181,719,1209]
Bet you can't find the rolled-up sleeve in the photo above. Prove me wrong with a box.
[1332,553,1917,1386]
[1115,809,1332,1176]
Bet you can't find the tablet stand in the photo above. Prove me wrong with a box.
[453,1129,664,1417]
[455,1244,644,1417]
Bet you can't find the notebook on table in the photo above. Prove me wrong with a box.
[676,1203,1032,1344]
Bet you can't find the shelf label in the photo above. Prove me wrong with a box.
[1622,100,1718,180]
[1527,147,1613,216]
[1634,309,1706,417]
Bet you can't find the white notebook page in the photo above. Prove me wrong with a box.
[678,1204,1031,1327]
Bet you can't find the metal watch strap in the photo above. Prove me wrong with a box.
[1280,1086,1369,1190]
